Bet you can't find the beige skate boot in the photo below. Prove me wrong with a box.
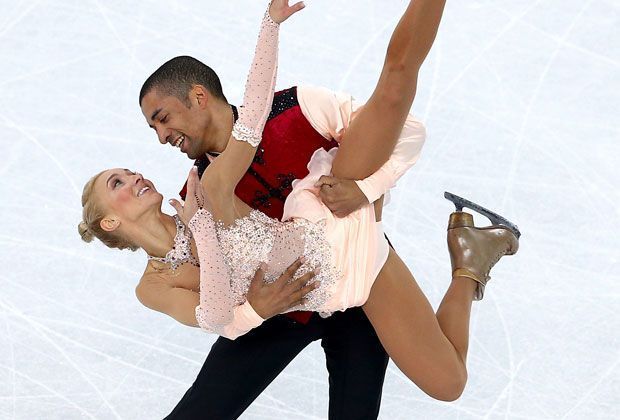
[445,192,520,300]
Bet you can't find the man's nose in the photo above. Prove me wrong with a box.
[156,127,170,145]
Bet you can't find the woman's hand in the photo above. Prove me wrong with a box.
[169,167,205,226]
[269,0,305,24]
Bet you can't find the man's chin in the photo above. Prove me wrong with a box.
[185,147,207,160]
[179,144,192,159]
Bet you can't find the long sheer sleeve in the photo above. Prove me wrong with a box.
[189,209,264,339]
[231,10,280,147]
[185,7,283,339]
[200,7,280,212]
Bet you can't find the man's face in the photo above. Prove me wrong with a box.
[141,89,209,159]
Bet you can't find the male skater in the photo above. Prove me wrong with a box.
[139,1,440,418]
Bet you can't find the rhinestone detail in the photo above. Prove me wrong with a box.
[147,215,199,271]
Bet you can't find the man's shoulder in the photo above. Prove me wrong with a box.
[297,85,352,97]
[267,86,301,120]
[296,85,356,112]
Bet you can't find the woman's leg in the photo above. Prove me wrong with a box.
[332,0,446,180]
[362,248,477,401]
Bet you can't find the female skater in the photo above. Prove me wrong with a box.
[80,0,519,400]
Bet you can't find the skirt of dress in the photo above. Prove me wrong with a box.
[282,147,390,314]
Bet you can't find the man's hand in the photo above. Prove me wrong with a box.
[315,175,370,218]
[247,258,319,319]
[269,0,305,24]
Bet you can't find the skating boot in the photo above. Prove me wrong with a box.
[445,192,520,300]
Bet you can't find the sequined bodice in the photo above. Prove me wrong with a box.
[147,215,199,271]
[216,210,337,312]
[189,208,338,327]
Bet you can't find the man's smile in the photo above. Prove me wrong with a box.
[172,134,185,149]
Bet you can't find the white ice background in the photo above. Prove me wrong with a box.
[0,0,618,419]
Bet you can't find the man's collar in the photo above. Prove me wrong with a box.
[231,104,238,122]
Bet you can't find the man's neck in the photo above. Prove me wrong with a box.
[203,100,235,154]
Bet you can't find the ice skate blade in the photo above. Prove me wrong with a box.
[444,191,521,239]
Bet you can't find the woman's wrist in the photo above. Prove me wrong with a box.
[265,9,280,27]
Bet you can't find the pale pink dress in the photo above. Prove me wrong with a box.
[187,10,425,340]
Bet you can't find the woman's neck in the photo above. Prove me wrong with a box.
[125,211,178,258]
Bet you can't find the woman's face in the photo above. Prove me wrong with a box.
[94,168,162,231]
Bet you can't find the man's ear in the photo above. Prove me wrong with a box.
[100,216,120,233]
[191,85,209,109]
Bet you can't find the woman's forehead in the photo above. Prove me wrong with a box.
[95,168,126,192]
[101,168,131,181]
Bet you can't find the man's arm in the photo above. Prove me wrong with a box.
[353,113,426,203]
[136,260,318,340]
[298,85,426,215]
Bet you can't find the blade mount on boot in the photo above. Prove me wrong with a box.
[444,191,521,239]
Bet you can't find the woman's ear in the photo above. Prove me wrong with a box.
[100,216,120,232]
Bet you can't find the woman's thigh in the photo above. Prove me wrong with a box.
[362,248,464,396]
[331,85,414,181]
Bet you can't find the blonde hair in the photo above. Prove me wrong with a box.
[78,171,139,251]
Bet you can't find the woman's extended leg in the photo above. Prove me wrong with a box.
[331,0,467,399]
[362,209,519,402]
[331,0,446,180]
[362,248,476,401]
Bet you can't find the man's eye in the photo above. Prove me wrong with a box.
[114,179,122,188]
[161,116,168,123]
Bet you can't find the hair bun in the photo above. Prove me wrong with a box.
[78,221,94,243]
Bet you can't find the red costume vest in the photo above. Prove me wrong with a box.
[181,87,339,324]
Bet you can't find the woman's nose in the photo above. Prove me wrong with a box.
[133,173,144,184]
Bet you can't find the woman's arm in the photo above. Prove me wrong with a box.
[135,257,317,340]
[168,168,318,340]
[136,278,200,327]
[136,271,263,340]
[189,207,317,339]
[146,173,261,338]
[189,208,260,334]
[201,1,304,224]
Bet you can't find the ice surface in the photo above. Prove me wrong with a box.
[0,0,618,419]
